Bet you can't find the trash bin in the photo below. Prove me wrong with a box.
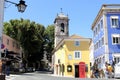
[0,75,5,80]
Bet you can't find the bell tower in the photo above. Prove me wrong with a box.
[54,10,69,47]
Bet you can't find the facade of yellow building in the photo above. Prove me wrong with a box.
[53,34,91,78]
[52,11,91,78]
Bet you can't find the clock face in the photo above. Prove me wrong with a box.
[68,54,72,60]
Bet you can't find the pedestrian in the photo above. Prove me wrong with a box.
[107,64,113,78]
[6,66,10,76]
[94,68,99,78]
[6,61,11,76]
[99,69,105,78]
[2,60,6,74]
[92,62,99,78]
[104,62,109,79]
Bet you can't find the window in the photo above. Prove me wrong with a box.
[95,28,97,34]
[74,51,81,59]
[7,39,9,45]
[67,65,72,72]
[112,34,120,44]
[99,40,101,47]
[68,54,72,60]
[98,24,100,33]
[100,19,103,28]
[111,16,119,28]
[94,44,96,50]
[12,41,15,47]
[61,23,64,32]
[16,43,20,49]
[58,59,60,63]
[94,31,95,36]
[102,37,104,45]
[75,40,80,46]
[100,39,102,47]
[114,57,120,64]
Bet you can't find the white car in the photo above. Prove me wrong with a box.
[114,62,120,78]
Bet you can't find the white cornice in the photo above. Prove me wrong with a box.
[91,4,120,30]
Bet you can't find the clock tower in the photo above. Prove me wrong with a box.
[54,11,69,47]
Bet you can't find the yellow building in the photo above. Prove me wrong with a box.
[52,34,91,78]
[52,11,91,78]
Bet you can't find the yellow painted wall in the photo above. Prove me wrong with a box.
[55,39,90,78]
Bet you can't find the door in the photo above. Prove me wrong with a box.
[75,65,79,78]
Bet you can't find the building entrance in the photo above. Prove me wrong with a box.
[75,65,79,78]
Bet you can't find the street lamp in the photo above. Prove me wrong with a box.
[5,0,27,13]
[0,0,27,80]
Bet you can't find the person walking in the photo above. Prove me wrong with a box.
[104,62,109,79]
[94,68,99,78]
[107,64,113,78]
[5,61,11,76]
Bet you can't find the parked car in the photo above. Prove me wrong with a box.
[114,62,120,78]
[27,67,35,72]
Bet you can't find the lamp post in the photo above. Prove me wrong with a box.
[0,0,27,80]
[5,0,27,13]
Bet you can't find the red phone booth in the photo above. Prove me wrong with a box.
[79,62,85,78]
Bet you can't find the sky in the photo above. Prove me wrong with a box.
[3,0,120,38]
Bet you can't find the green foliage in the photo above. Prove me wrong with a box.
[44,25,54,61]
[3,18,55,66]
[3,18,45,63]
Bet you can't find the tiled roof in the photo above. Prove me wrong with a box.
[69,34,84,39]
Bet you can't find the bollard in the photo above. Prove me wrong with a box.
[0,75,5,80]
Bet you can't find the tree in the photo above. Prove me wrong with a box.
[4,18,55,69]
[3,18,45,68]
[44,25,54,62]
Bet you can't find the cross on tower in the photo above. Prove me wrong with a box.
[60,8,63,13]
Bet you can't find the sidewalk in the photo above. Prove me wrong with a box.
[51,74,74,78]
[6,74,18,80]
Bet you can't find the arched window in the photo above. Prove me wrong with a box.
[61,23,64,32]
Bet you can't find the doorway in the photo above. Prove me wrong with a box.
[75,65,79,78]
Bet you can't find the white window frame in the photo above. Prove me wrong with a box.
[74,51,81,59]
[112,34,120,45]
[111,16,119,28]
[113,53,120,64]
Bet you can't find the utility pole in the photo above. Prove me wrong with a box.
[0,0,4,59]
[0,0,27,79]
[0,1,5,80]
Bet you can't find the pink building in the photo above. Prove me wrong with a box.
[1,34,22,72]
[2,34,21,54]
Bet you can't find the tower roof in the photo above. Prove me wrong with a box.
[56,12,68,18]
[69,34,84,39]
[54,12,69,23]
